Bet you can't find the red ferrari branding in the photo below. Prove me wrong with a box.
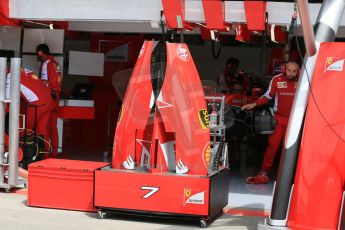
[176,44,190,61]
[324,57,344,72]
[183,189,205,205]
[277,82,287,88]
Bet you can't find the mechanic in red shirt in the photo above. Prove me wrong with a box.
[36,43,62,156]
[241,61,299,184]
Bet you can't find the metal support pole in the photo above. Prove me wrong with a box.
[297,0,317,57]
[0,58,7,185]
[267,0,345,227]
[8,58,21,186]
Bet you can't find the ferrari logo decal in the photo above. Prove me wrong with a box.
[185,189,191,197]
[183,189,205,205]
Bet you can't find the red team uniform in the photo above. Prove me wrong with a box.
[39,56,62,156]
[255,73,297,172]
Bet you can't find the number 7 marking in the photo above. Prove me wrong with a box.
[141,186,160,199]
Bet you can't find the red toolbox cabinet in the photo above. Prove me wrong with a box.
[28,159,109,212]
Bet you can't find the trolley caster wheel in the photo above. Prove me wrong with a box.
[97,210,106,219]
[24,183,27,188]
[200,219,207,228]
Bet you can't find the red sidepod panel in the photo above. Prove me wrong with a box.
[158,43,210,176]
[112,41,154,169]
[288,43,345,229]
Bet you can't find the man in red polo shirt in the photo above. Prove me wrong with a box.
[36,43,62,156]
[242,61,299,184]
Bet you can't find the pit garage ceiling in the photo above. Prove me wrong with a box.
[8,0,345,36]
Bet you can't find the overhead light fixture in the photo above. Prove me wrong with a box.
[25,20,53,29]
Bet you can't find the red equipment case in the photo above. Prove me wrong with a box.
[28,159,109,212]
[94,166,229,226]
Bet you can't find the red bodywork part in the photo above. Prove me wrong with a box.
[288,42,345,229]
[21,70,54,148]
[112,42,210,176]
[134,112,175,173]
[158,43,210,175]
[112,41,154,169]
[148,112,175,173]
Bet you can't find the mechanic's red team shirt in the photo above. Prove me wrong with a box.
[255,73,298,117]
[40,56,62,95]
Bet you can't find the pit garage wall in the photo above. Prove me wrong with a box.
[189,45,264,81]
[0,28,274,157]
[62,34,144,156]
[0,27,21,56]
